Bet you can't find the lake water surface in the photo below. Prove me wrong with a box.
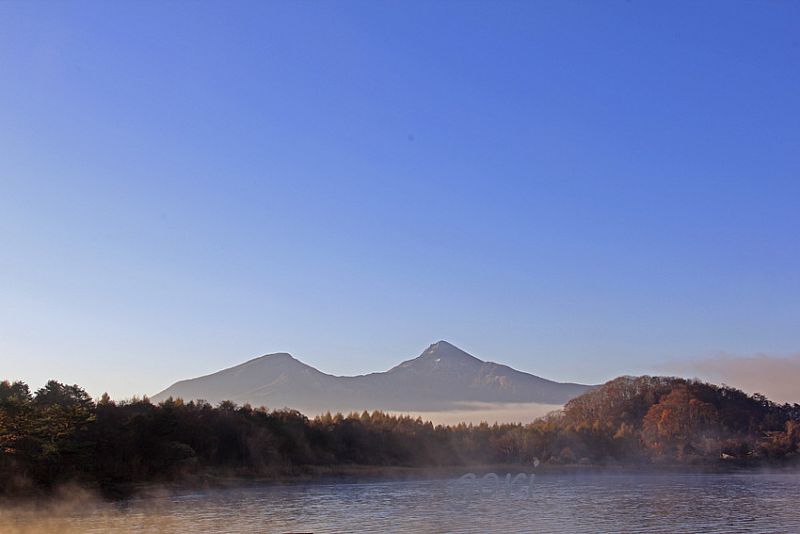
[6,472,800,533]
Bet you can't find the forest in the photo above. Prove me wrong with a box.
[1,376,799,498]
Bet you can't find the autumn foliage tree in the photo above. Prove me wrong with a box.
[1,376,798,497]
[641,386,720,461]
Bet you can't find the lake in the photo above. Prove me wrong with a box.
[5,472,800,533]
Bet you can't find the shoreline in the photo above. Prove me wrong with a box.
[3,460,798,505]
[78,461,800,498]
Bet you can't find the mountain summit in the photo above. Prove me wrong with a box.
[152,341,591,414]
[415,340,483,363]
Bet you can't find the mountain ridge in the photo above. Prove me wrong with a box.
[152,341,592,414]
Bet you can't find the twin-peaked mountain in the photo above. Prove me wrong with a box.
[152,341,591,414]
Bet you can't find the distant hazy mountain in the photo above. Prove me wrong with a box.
[152,341,591,414]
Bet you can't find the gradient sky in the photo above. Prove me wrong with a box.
[1,1,799,400]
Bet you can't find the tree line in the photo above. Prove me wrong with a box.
[1,376,798,498]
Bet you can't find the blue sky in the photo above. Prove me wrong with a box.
[1,1,799,399]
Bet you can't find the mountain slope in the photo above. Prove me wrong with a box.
[152,341,592,413]
[151,353,360,413]
[348,341,589,409]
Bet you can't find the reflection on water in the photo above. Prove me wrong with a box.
[4,473,800,533]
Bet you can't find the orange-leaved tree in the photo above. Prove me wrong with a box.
[642,385,720,461]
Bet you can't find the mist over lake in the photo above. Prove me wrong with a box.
[5,473,800,533]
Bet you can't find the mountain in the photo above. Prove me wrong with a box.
[151,341,591,414]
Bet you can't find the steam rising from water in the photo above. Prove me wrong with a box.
[3,474,800,533]
[0,486,189,534]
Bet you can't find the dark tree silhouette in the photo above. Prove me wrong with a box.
[1,377,798,498]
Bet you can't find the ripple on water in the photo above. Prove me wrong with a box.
[3,473,800,533]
